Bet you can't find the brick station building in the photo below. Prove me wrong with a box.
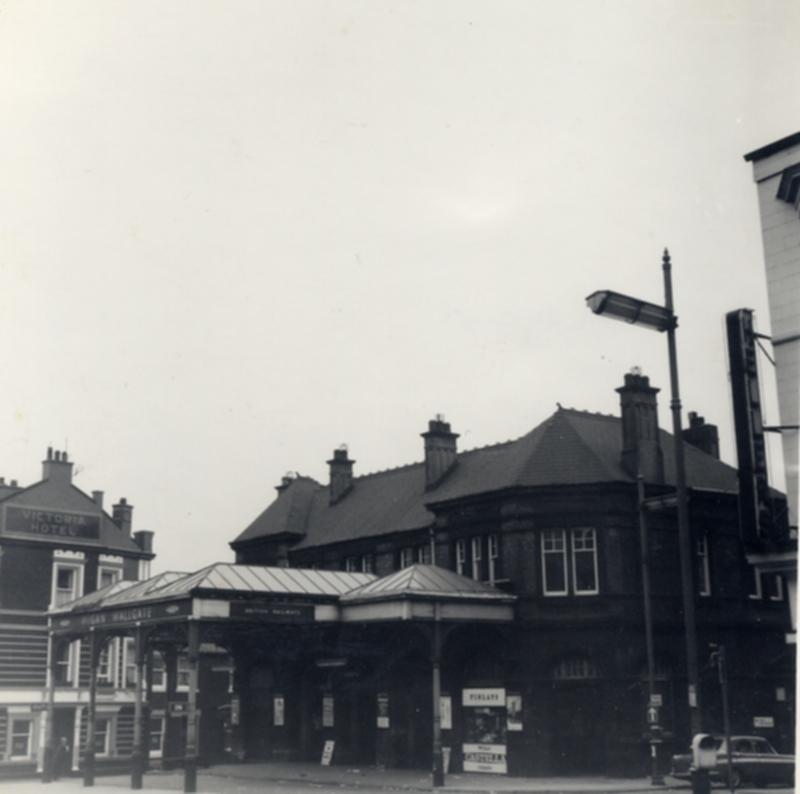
[49,372,795,788]
[0,448,155,777]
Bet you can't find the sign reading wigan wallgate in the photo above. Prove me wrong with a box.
[4,505,100,542]
[52,599,192,632]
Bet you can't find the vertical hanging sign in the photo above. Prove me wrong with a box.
[376,693,389,728]
[322,695,334,728]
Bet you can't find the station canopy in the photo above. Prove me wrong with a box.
[49,563,515,636]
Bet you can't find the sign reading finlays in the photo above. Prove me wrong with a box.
[320,740,335,766]
[3,506,100,542]
[462,688,506,707]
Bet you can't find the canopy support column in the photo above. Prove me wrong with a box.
[83,630,100,787]
[40,630,58,782]
[431,610,444,788]
[183,621,200,793]
[131,625,147,789]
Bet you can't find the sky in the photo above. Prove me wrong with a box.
[0,0,798,574]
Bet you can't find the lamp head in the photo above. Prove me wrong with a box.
[585,290,675,332]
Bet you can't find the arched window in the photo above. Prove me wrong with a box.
[552,657,599,681]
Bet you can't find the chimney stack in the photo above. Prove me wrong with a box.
[92,490,104,508]
[682,412,720,459]
[328,446,354,504]
[422,415,459,489]
[133,530,154,554]
[616,371,664,483]
[112,498,133,535]
[42,447,73,484]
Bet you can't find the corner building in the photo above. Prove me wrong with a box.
[229,372,794,776]
[0,449,155,777]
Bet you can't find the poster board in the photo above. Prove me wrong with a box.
[321,740,335,766]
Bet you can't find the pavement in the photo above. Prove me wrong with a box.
[0,761,696,794]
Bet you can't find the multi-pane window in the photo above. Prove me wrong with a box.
[177,656,191,688]
[452,535,502,582]
[399,547,415,569]
[552,658,599,680]
[455,540,466,576]
[542,530,568,595]
[97,640,116,684]
[98,567,121,590]
[151,652,166,690]
[470,537,482,580]
[487,534,499,584]
[748,566,763,600]
[55,640,78,686]
[94,717,110,756]
[149,716,165,757]
[542,529,599,596]
[10,718,32,759]
[124,638,137,687]
[54,565,81,607]
[696,536,711,596]
[416,544,432,565]
[361,555,375,573]
[344,557,359,573]
[572,528,598,594]
[768,574,784,601]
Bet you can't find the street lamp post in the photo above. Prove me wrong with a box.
[586,249,702,740]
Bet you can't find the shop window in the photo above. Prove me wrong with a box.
[572,528,598,595]
[149,715,165,758]
[9,718,32,760]
[542,530,568,595]
[552,658,599,680]
[94,717,111,757]
[696,536,711,596]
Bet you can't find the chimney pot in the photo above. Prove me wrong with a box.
[42,448,74,484]
[92,490,104,508]
[133,530,154,554]
[10,480,17,488]
[0,477,4,486]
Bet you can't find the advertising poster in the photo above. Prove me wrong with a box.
[462,688,507,774]
[274,695,284,726]
[377,692,390,728]
[322,695,334,728]
[506,693,522,731]
[440,694,452,730]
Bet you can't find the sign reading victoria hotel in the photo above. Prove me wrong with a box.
[3,505,100,542]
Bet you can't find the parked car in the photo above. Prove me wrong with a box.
[671,735,795,788]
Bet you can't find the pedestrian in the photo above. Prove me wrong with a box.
[52,736,69,780]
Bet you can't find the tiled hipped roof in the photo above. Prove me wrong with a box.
[232,408,740,551]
